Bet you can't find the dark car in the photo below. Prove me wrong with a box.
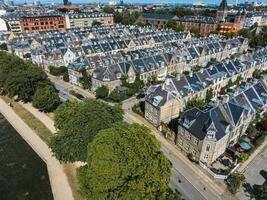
[136,92,146,99]
[75,93,85,100]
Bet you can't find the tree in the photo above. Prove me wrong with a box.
[50,99,123,162]
[48,65,68,77]
[238,28,252,40]
[0,43,8,51]
[63,71,69,82]
[253,69,262,79]
[92,20,102,26]
[166,19,178,30]
[95,85,109,99]
[0,52,50,102]
[186,99,205,110]
[77,122,172,199]
[79,68,91,89]
[205,88,213,102]
[4,66,49,102]
[225,172,246,194]
[32,85,60,112]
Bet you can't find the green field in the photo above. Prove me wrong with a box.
[0,114,53,200]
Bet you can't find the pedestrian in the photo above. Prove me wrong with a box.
[203,187,206,191]
[178,179,181,183]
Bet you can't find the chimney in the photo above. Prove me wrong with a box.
[223,94,230,103]
[176,73,181,81]
[189,71,193,77]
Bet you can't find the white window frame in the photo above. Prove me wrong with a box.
[206,144,211,152]
[203,154,209,160]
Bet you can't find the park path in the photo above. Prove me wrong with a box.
[20,102,57,133]
[0,98,74,200]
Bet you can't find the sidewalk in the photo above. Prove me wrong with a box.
[238,137,267,172]
[19,102,57,133]
[0,98,74,200]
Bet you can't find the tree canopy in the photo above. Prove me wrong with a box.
[0,52,50,102]
[225,172,246,194]
[77,122,172,200]
[32,85,60,112]
[250,26,267,48]
[50,99,123,162]
[95,85,109,99]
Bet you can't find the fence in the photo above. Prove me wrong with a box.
[199,161,240,180]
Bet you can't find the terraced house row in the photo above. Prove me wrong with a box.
[4,25,248,92]
[177,78,267,165]
[90,35,248,92]
[5,25,191,67]
[145,47,267,127]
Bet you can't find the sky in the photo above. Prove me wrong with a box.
[11,0,267,6]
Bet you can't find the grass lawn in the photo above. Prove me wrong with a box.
[1,96,53,144]
[63,164,85,200]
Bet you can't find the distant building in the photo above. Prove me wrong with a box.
[177,16,219,36]
[0,17,7,31]
[216,0,228,22]
[135,13,178,28]
[19,14,67,32]
[65,13,114,28]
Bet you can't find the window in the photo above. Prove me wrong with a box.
[206,144,211,152]
[178,138,183,146]
[207,131,215,139]
[203,154,209,160]
[193,138,198,145]
[185,132,191,140]
[184,143,189,151]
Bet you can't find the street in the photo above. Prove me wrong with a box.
[48,74,95,101]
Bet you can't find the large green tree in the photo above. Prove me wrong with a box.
[77,122,172,200]
[32,85,60,112]
[50,99,123,162]
[0,52,50,102]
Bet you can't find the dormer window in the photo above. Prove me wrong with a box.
[183,118,191,128]
[207,131,215,139]
[116,73,121,79]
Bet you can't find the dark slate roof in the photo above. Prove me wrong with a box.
[223,101,244,126]
[145,85,175,108]
[141,13,175,20]
[179,106,231,141]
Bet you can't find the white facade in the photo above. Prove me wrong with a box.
[244,14,262,27]
[0,18,7,31]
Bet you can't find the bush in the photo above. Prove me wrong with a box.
[95,86,109,99]
[210,168,231,175]
[49,66,68,77]
[108,90,127,102]
[239,153,249,163]
[253,134,266,147]
[132,102,145,117]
